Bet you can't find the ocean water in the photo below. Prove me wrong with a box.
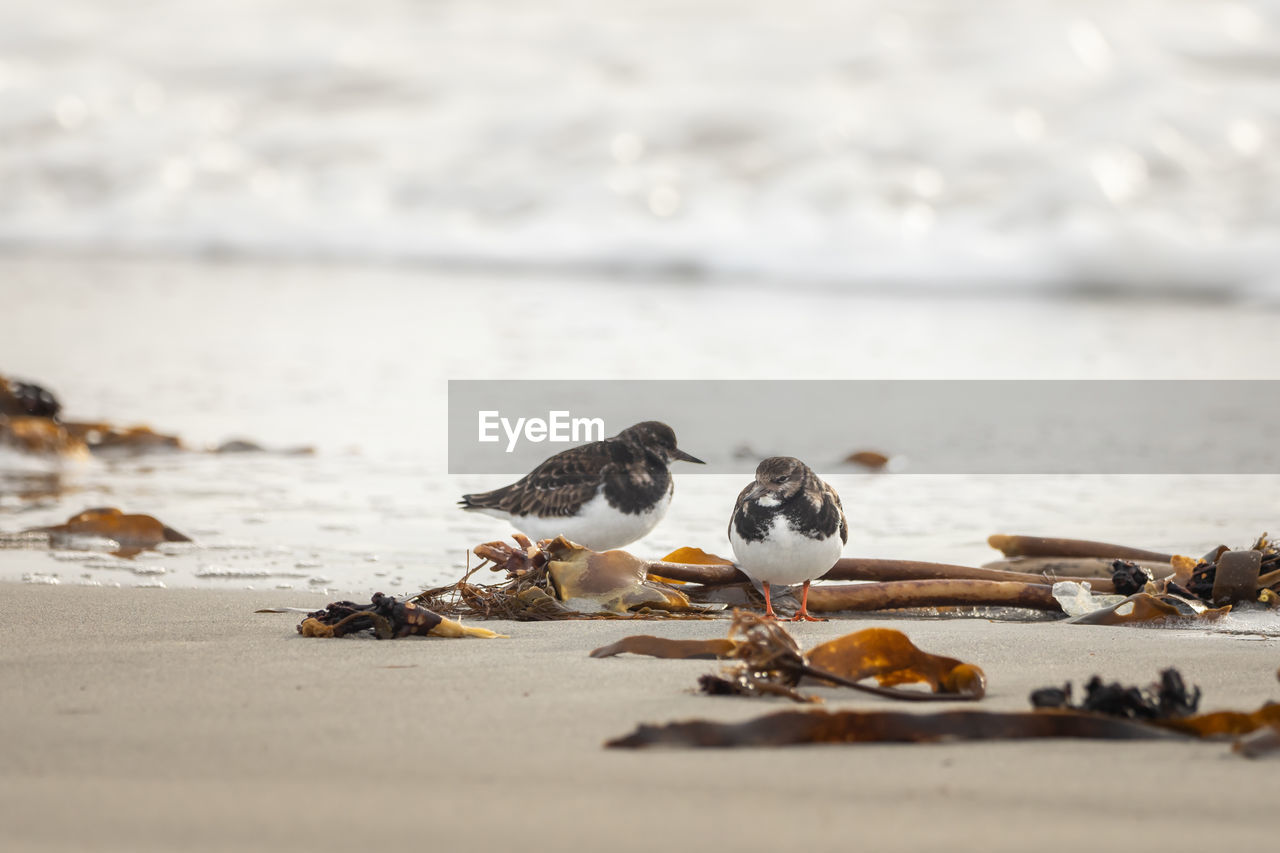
[1,1,1279,293]
[2,257,1279,609]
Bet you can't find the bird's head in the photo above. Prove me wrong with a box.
[751,456,810,500]
[617,421,704,465]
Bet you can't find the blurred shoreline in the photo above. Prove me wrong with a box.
[5,255,1280,594]
[3,247,1278,305]
[3,1,1278,297]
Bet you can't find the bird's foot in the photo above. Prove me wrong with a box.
[787,610,827,622]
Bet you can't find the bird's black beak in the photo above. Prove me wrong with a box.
[672,448,705,464]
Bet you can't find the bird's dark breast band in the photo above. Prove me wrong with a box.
[732,475,845,543]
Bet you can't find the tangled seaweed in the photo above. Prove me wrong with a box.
[411,535,720,621]
[298,592,503,639]
[402,530,1280,624]
[1178,534,1280,605]
[591,611,986,704]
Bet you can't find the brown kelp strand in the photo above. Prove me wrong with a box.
[607,709,1182,749]
[592,611,986,703]
[807,579,1062,613]
[298,593,504,639]
[980,556,1169,580]
[608,668,1280,750]
[824,557,1118,592]
[653,548,1116,591]
[589,636,738,660]
[988,534,1175,563]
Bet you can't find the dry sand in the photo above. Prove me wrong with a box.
[2,583,1277,852]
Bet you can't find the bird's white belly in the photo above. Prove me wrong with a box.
[730,518,843,587]
[512,487,671,551]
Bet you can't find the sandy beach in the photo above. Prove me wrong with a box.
[3,582,1276,852]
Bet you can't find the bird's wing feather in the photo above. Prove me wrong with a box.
[727,482,757,541]
[825,483,849,544]
[461,441,613,518]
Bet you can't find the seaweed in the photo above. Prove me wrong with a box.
[1029,668,1201,720]
[648,547,1120,592]
[298,592,504,639]
[608,709,1182,749]
[409,531,1280,623]
[842,450,890,470]
[987,534,1175,563]
[411,535,720,620]
[807,579,1062,614]
[0,376,61,419]
[4,507,192,558]
[1109,560,1150,596]
[607,667,1280,751]
[591,611,986,703]
[0,416,88,459]
[996,532,1280,609]
[62,422,184,454]
[1174,535,1278,606]
[1066,592,1231,627]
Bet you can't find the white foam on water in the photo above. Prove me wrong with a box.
[1,1,1279,294]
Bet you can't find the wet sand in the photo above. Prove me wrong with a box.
[3,583,1276,852]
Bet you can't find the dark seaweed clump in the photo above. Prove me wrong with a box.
[1030,668,1201,721]
[0,378,61,419]
[1109,559,1150,596]
[299,592,444,639]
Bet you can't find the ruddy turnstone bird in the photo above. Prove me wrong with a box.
[459,421,703,550]
[729,456,847,622]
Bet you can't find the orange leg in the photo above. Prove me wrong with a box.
[761,581,779,619]
[788,580,827,622]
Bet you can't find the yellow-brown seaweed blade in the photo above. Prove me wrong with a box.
[1068,592,1229,626]
[547,541,694,613]
[804,628,987,698]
